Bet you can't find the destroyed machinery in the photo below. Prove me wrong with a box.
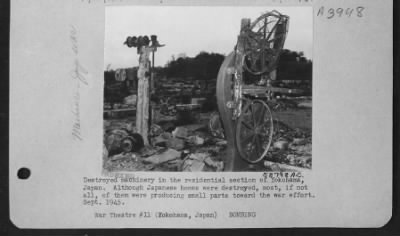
[216,10,289,166]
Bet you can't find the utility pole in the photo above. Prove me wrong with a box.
[124,35,164,145]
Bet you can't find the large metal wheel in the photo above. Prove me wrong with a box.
[242,11,289,75]
[235,99,273,163]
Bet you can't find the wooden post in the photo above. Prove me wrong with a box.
[124,35,164,145]
[150,50,155,125]
[136,46,152,145]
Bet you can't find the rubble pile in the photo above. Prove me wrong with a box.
[265,120,312,169]
[269,99,298,111]
[103,96,312,172]
[103,115,311,171]
[103,121,226,172]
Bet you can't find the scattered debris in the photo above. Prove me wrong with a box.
[182,159,205,172]
[139,146,160,157]
[142,148,181,165]
[149,124,164,137]
[110,152,138,162]
[215,140,228,146]
[172,127,189,139]
[188,153,209,162]
[181,153,224,172]
[204,156,224,171]
[286,154,296,165]
[209,112,225,139]
[182,153,208,172]
[160,122,176,132]
[104,153,148,172]
[292,137,307,145]
[273,140,289,150]
[187,135,205,146]
[295,155,312,168]
[264,161,282,172]
[290,143,312,155]
[269,99,298,111]
[164,158,184,171]
[166,137,185,150]
[184,123,207,132]
[297,101,312,108]
[151,132,172,147]
[104,129,131,156]
[103,98,312,172]
[123,94,137,105]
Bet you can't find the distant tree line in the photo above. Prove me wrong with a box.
[163,52,225,80]
[162,49,312,81]
[277,49,312,81]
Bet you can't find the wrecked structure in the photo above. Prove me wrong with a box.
[216,10,291,170]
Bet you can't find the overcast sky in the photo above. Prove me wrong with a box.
[104,6,312,70]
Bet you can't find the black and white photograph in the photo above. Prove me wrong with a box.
[8,0,394,229]
[103,6,313,172]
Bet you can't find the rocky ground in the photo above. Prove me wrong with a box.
[103,98,312,172]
